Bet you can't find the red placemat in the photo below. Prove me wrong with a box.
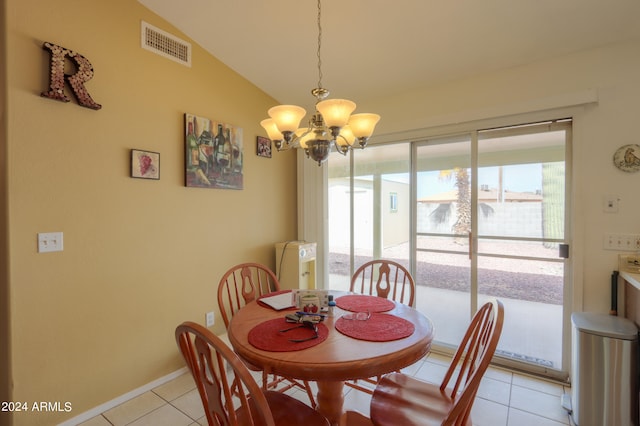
[248,318,329,351]
[335,313,415,342]
[335,294,395,313]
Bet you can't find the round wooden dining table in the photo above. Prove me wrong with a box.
[228,291,434,425]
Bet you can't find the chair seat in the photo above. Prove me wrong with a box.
[370,300,503,426]
[238,391,328,426]
[370,373,471,426]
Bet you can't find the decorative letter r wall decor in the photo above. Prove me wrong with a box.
[41,42,102,110]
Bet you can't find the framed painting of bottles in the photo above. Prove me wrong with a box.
[184,113,244,190]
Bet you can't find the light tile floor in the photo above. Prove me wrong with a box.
[78,352,574,426]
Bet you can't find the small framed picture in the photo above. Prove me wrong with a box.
[257,136,272,158]
[131,149,160,180]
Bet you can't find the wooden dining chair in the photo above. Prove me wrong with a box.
[218,262,280,326]
[350,259,415,307]
[369,299,505,426]
[175,321,329,426]
[347,259,416,393]
[217,262,316,407]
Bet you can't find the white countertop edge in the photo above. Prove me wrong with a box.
[621,270,640,290]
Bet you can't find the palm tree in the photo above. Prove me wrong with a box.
[451,167,471,236]
[430,167,471,242]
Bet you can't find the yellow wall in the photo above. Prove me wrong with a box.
[1,0,10,416]
[3,0,297,424]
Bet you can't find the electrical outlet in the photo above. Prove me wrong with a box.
[604,233,640,251]
[624,236,635,250]
[205,311,215,327]
[604,234,615,249]
[604,233,624,250]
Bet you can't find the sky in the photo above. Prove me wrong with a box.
[387,163,544,198]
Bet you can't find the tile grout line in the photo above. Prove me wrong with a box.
[94,359,576,426]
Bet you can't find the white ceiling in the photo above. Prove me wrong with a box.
[138,0,640,112]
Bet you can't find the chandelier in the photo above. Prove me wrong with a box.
[260,0,380,166]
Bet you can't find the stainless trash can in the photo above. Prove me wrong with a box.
[571,312,638,426]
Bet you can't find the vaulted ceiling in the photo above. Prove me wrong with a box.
[138,0,640,112]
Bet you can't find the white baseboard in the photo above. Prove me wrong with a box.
[57,367,188,426]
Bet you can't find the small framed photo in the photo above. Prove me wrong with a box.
[257,136,272,158]
[131,149,160,180]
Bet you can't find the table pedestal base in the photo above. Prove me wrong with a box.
[317,380,345,426]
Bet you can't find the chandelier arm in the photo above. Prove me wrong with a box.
[333,140,350,156]
[337,133,354,148]
[275,141,292,152]
[327,126,341,141]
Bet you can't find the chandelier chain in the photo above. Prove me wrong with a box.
[316,0,323,90]
[261,0,379,165]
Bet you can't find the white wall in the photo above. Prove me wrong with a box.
[418,202,544,238]
[361,40,640,313]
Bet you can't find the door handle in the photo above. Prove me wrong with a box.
[559,244,569,259]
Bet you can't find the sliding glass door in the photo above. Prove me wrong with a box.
[415,135,473,348]
[327,144,411,290]
[475,122,569,374]
[327,119,571,378]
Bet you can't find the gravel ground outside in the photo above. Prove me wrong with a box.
[329,241,564,305]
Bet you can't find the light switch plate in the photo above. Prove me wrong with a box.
[38,232,64,253]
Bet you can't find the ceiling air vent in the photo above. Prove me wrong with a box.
[141,21,191,67]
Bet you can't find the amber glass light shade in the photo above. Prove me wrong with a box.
[336,125,356,154]
[316,99,356,128]
[348,113,381,138]
[268,105,307,133]
[260,118,284,141]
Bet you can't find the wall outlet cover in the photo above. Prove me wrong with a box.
[205,312,215,327]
